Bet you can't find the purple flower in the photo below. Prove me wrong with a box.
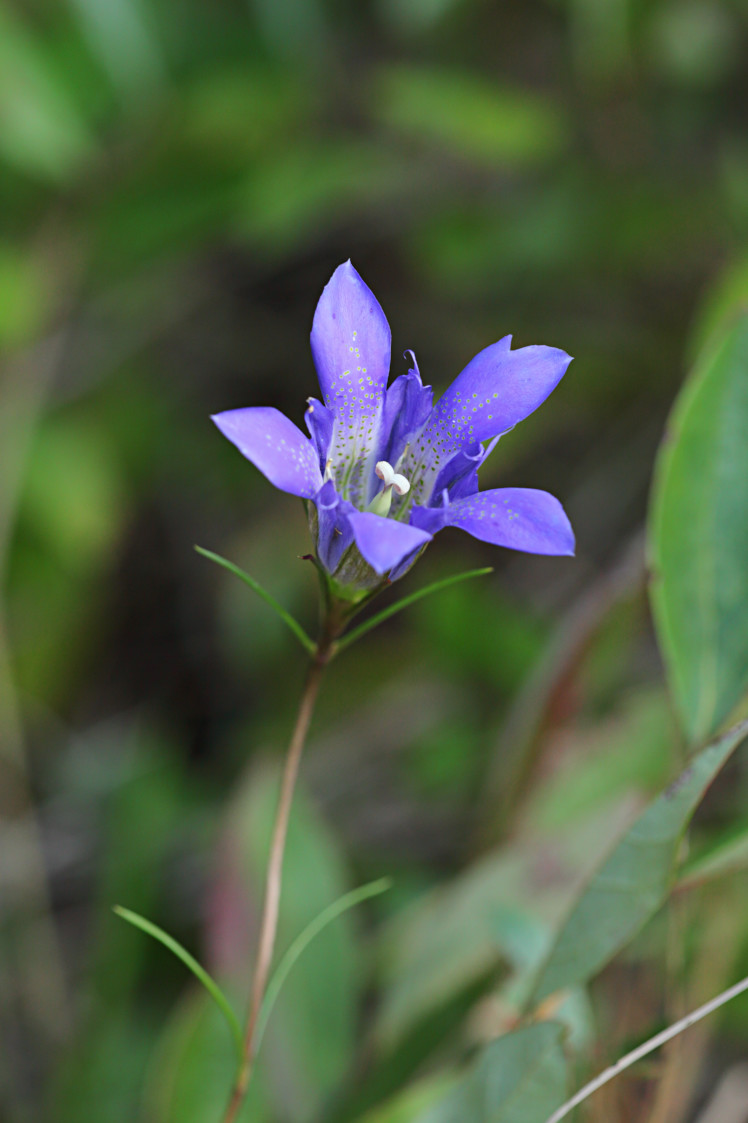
[213,262,574,596]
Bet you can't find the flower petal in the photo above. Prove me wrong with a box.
[403,337,571,505]
[212,407,322,498]
[378,358,433,472]
[310,261,393,506]
[411,488,575,556]
[314,481,354,573]
[310,260,391,413]
[304,396,334,469]
[347,511,432,575]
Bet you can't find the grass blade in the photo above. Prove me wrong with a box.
[195,545,316,656]
[255,877,393,1051]
[336,568,493,653]
[546,973,748,1123]
[113,905,243,1060]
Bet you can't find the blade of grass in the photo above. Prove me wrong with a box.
[545,973,748,1123]
[195,546,316,656]
[255,877,393,1052]
[336,568,493,653]
[113,905,243,1061]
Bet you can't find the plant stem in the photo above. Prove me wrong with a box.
[220,636,333,1123]
[545,972,748,1123]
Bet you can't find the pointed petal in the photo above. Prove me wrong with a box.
[310,260,391,413]
[412,488,575,556]
[311,262,392,507]
[304,397,334,469]
[347,511,432,575]
[212,407,322,499]
[421,335,571,455]
[378,360,433,471]
[403,337,571,506]
[314,481,354,573]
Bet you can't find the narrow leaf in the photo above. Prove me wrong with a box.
[195,545,316,655]
[336,567,493,652]
[529,719,748,1006]
[546,973,748,1123]
[677,822,748,890]
[113,906,243,1060]
[649,317,748,743]
[415,1023,567,1123]
[256,877,392,1051]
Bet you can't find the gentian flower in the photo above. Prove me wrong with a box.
[213,262,574,600]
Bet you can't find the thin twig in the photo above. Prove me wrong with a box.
[220,648,330,1123]
[546,974,748,1123]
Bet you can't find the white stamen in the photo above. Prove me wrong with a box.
[368,460,411,516]
[375,460,395,487]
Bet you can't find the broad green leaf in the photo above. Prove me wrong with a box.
[529,720,748,1005]
[415,1023,567,1123]
[649,318,748,743]
[686,255,748,363]
[376,800,637,1049]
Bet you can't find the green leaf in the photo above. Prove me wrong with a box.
[256,877,392,1052]
[678,821,748,889]
[649,318,748,743]
[113,907,243,1061]
[336,568,493,653]
[144,992,269,1123]
[529,720,748,1006]
[415,1023,567,1123]
[375,800,637,1049]
[195,546,315,655]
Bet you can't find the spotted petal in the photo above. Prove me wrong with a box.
[212,407,322,499]
[347,511,432,575]
[310,260,391,412]
[411,488,575,556]
[310,262,392,506]
[406,337,571,504]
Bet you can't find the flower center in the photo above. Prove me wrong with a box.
[366,460,410,517]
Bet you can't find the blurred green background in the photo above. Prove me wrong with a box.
[3,0,748,1121]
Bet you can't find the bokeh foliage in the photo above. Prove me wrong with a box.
[2,0,748,1121]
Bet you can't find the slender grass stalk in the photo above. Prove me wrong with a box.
[255,877,392,1053]
[113,907,243,1060]
[220,635,333,1123]
[545,973,748,1123]
[335,567,493,652]
[195,546,316,656]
